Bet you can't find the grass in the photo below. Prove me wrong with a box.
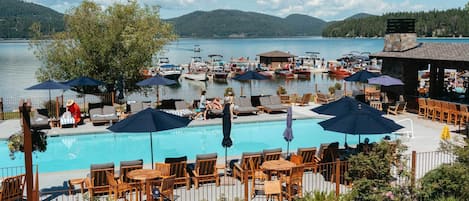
[1,112,20,120]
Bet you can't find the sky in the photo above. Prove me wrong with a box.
[29,0,468,21]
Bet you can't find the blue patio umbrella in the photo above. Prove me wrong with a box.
[312,96,383,116]
[318,106,403,143]
[108,108,191,168]
[368,75,404,86]
[26,80,71,117]
[283,106,293,156]
[64,76,106,109]
[232,70,269,96]
[221,103,232,168]
[344,70,380,96]
[137,75,177,105]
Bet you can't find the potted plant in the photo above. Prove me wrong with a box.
[276,85,287,95]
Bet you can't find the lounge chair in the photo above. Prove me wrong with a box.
[85,162,115,200]
[259,96,288,113]
[297,147,320,172]
[232,151,262,183]
[30,109,51,130]
[191,153,219,189]
[316,93,335,104]
[0,174,25,201]
[119,159,143,184]
[233,97,259,115]
[165,156,191,190]
[89,105,119,125]
[262,148,282,161]
[387,101,407,115]
[296,93,312,106]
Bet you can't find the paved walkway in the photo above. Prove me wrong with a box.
[0,102,465,190]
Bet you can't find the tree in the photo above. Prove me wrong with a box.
[29,0,176,92]
[466,1,469,11]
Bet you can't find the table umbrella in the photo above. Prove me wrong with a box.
[368,75,404,86]
[64,76,106,110]
[283,106,293,156]
[318,107,403,143]
[311,96,383,116]
[137,75,176,106]
[26,80,71,117]
[232,70,268,96]
[344,70,380,96]
[221,103,232,167]
[107,108,191,168]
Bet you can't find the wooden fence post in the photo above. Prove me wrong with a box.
[55,96,60,119]
[0,97,4,120]
[19,100,33,201]
[244,171,249,201]
[411,151,416,187]
[335,159,341,198]
[111,91,115,106]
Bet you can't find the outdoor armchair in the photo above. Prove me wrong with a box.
[297,147,320,172]
[164,156,191,190]
[296,93,312,106]
[262,148,282,161]
[316,93,335,104]
[106,171,134,201]
[0,174,25,201]
[232,151,262,183]
[387,101,407,115]
[85,162,115,200]
[191,153,219,189]
[119,159,143,184]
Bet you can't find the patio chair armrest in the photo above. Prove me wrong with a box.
[232,163,243,173]
[84,177,92,188]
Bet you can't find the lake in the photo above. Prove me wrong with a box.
[1,37,469,111]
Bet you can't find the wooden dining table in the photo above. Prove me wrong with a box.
[261,159,296,180]
[127,169,162,200]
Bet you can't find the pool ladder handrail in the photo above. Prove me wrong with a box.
[393,118,414,139]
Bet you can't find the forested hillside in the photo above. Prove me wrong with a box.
[0,0,64,38]
[322,9,469,37]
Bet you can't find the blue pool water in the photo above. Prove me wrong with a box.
[0,119,387,173]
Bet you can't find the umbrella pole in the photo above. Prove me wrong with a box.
[156,85,160,108]
[250,81,253,97]
[225,147,228,171]
[150,132,154,169]
[286,142,290,158]
[48,89,52,118]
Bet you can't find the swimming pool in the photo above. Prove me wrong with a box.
[0,119,388,173]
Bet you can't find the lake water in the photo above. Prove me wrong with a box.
[1,37,469,110]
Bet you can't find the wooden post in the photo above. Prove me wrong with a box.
[0,97,4,120]
[111,91,115,105]
[411,151,416,187]
[55,96,59,119]
[19,100,33,201]
[335,159,341,198]
[244,171,249,201]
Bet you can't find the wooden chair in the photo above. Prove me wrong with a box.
[106,171,134,201]
[369,101,382,111]
[459,105,469,127]
[316,93,335,104]
[418,98,428,117]
[119,159,143,184]
[296,93,312,106]
[280,95,291,104]
[165,158,191,190]
[157,175,176,201]
[192,153,219,189]
[440,101,450,123]
[262,148,282,162]
[154,163,171,177]
[0,174,25,201]
[433,101,442,121]
[387,101,407,115]
[264,180,283,201]
[232,151,262,183]
[448,103,459,125]
[282,165,305,201]
[85,163,115,200]
[289,154,303,165]
[426,99,435,120]
[249,158,268,199]
[297,147,320,172]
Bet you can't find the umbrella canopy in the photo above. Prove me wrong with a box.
[311,96,383,116]
[283,106,293,155]
[368,75,404,86]
[344,70,380,82]
[318,109,403,135]
[232,70,269,96]
[26,80,71,118]
[222,104,233,148]
[137,75,177,105]
[107,108,191,167]
[64,76,106,87]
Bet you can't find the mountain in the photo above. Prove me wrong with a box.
[0,0,64,38]
[166,9,327,38]
[346,13,375,20]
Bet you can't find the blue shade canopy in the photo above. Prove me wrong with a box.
[318,110,403,135]
[64,76,106,86]
[368,75,404,86]
[311,96,383,116]
[222,104,232,148]
[136,75,176,86]
[344,70,380,82]
[232,70,269,81]
[26,80,70,90]
[108,108,191,133]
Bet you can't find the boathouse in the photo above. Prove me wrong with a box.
[371,19,469,112]
[257,50,296,69]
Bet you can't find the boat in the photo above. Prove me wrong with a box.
[193,44,201,52]
[296,52,327,73]
[206,54,229,79]
[275,64,295,79]
[183,56,208,81]
[327,60,352,77]
[156,57,182,80]
[292,66,311,79]
[229,57,255,76]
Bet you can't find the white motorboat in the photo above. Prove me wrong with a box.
[207,54,229,79]
[296,52,327,73]
[182,56,208,81]
[156,57,182,80]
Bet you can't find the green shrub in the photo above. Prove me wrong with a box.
[328,86,335,94]
[7,130,48,160]
[276,85,287,95]
[418,164,469,200]
[295,191,341,201]
[224,87,235,97]
[334,83,342,90]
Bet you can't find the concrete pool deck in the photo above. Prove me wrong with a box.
[0,102,465,189]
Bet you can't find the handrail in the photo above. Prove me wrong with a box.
[394,118,414,138]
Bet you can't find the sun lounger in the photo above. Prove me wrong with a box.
[233,97,259,115]
[30,109,51,130]
[316,93,335,104]
[89,105,119,125]
[387,101,407,115]
[168,101,195,118]
[191,153,219,189]
[259,96,288,113]
[296,93,312,106]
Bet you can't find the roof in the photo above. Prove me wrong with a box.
[371,43,469,62]
[257,50,296,58]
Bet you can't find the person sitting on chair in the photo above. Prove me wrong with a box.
[66,99,82,126]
